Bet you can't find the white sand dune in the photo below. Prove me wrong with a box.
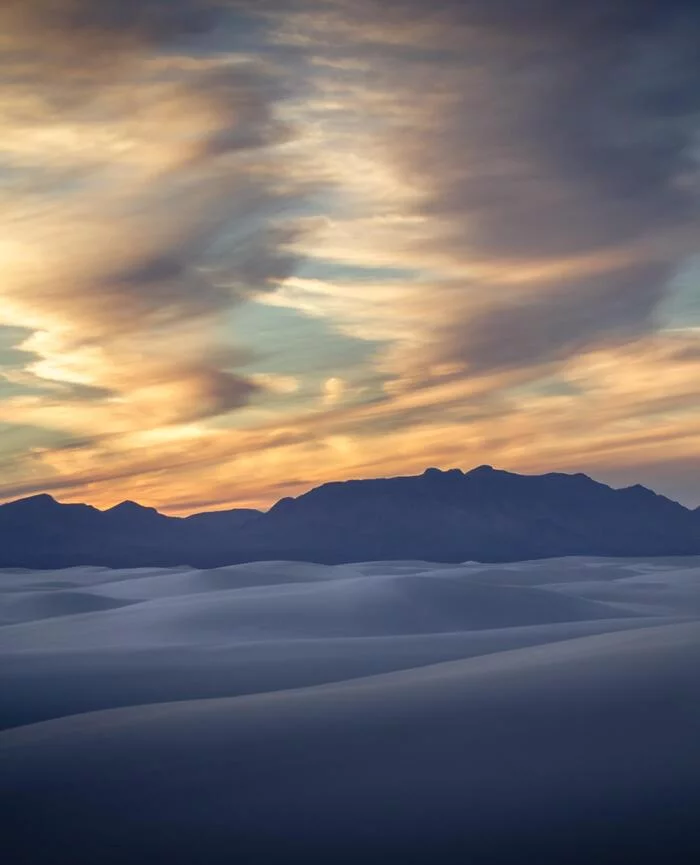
[0,590,134,625]
[1,557,699,863]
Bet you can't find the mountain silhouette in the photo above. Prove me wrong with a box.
[0,467,698,568]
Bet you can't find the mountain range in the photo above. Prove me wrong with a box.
[1,466,699,569]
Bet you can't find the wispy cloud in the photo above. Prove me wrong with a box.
[0,0,309,438]
[280,0,700,376]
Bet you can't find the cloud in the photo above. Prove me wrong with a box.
[0,0,308,438]
[381,3,700,259]
[431,262,672,373]
[1,329,699,510]
[0,0,224,68]
[251,373,300,395]
[322,376,345,405]
[279,0,700,384]
[130,367,259,425]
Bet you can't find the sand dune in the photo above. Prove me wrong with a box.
[0,590,133,625]
[2,557,699,863]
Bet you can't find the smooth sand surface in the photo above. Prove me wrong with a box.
[2,557,699,863]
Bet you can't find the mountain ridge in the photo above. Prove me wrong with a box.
[1,466,698,568]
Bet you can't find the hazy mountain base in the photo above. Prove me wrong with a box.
[2,556,700,863]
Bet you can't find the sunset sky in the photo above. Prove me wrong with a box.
[1,0,699,513]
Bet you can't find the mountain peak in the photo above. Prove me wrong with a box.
[2,493,59,510]
[105,500,158,515]
[624,483,654,495]
[467,464,497,476]
[422,467,464,478]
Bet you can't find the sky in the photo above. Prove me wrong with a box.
[0,0,699,513]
